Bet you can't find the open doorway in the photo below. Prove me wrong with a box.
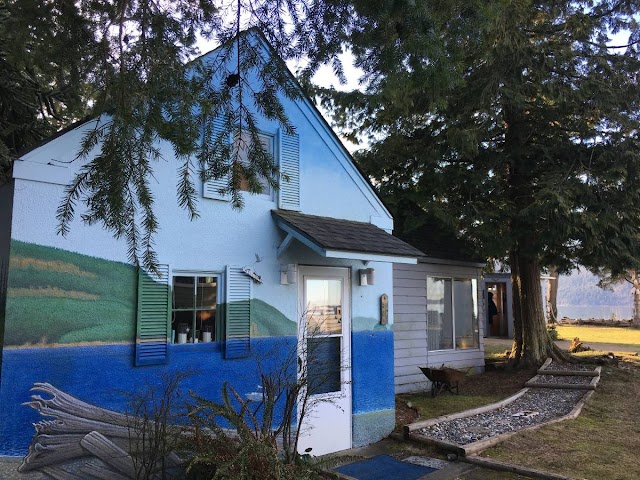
[483,273,513,338]
[487,282,508,336]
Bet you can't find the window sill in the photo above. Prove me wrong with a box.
[427,347,482,353]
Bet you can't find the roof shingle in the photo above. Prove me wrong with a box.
[272,210,424,259]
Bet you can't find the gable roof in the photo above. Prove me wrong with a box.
[272,209,423,263]
[218,28,393,220]
[17,28,392,223]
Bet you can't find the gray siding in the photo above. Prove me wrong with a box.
[393,262,485,394]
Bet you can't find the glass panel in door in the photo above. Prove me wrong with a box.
[305,277,343,395]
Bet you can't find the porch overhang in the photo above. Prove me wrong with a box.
[272,210,423,264]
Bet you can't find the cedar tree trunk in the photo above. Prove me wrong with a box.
[545,266,558,324]
[510,252,570,366]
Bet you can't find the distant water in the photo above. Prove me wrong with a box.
[557,305,633,320]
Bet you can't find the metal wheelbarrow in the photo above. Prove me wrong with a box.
[419,365,471,397]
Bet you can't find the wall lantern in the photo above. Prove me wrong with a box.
[280,264,298,285]
[359,268,375,286]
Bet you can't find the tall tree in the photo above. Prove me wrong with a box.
[593,268,640,326]
[321,0,640,365]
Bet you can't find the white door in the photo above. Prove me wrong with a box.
[297,266,352,456]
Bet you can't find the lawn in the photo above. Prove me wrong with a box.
[397,350,640,479]
[556,324,640,349]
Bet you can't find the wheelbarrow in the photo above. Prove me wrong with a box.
[419,365,471,397]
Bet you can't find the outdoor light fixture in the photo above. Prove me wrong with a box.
[359,268,375,286]
[280,264,298,285]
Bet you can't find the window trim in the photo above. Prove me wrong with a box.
[426,275,480,352]
[171,269,224,345]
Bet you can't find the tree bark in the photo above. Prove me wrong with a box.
[545,266,558,324]
[632,270,640,327]
[510,252,570,366]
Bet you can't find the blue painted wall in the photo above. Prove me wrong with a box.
[0,330,395,455]
[0,338,297,456]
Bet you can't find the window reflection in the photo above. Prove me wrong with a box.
[305,279,342,335]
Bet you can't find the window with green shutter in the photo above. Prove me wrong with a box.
[136,265,252,362]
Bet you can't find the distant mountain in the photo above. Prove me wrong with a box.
[555,269,631,306]
[547,269,634,319]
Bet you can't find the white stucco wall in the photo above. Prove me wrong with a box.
[10,35,396,328]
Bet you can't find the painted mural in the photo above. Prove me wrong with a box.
[4,241,297,346]
[0,240,395,466]
[5,240,137,346]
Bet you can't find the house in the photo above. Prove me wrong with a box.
[392,215,487,393]
[0,29,423,462]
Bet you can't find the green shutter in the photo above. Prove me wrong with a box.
[278,129,300,210]
[203,116,231,201]
[136,265,171,366]
[225,265,252,359]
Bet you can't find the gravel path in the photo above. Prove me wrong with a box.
[420,389,585,445]
[545,361,594,372]
[534,374,593,385]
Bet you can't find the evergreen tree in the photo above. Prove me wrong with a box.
[321,0,640,365]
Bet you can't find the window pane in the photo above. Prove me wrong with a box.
[197,276,217,308]
[196,309,216,341]
[454,279,479,349]
[234,131,273,194]
[172,310,193,344]
[173,276,194,309]
[305,279,342,334]
[427,277,453,350]
[307,337,341,395]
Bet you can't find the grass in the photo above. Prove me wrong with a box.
[484,353,640,480]
[556,324,640,348]
[398,348,640,479]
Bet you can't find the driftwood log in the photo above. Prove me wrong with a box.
[20,383,184,479]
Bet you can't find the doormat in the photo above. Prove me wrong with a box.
[334,454,437,480]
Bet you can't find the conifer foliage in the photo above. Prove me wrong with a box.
[322,0,640,364]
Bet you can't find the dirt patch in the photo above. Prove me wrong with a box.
[395,398,419,430]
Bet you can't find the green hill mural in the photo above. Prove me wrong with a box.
[5,241,137,346]
[4,241,298,346]
[250,299,296,337]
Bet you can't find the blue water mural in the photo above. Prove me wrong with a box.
[0,330,395,456]
[0,338,296,456]
[351,330,395,446]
